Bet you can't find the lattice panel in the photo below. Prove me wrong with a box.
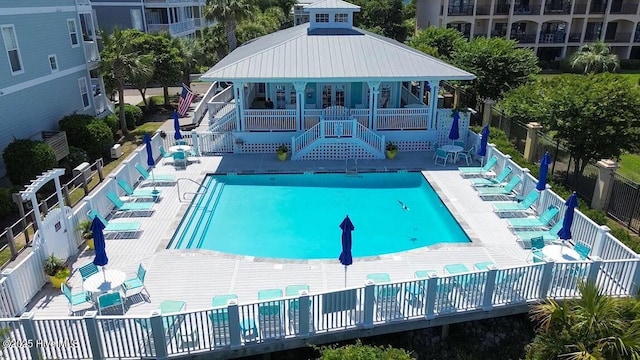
[395,141,432,152]
[240,143,281,153]
[436,110,471,147]
[301,142,377,160]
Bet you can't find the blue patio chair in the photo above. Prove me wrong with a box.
[106,191,155,211]
[78,263,99,281]
[175,139,187,146]
[528,236,547,263]
[285,284,314,334]
[458,155,498,177]
[470,166,512,187]
[134,163,176,184]
[434,149,452,166]
[507,205,559,229]
[573,242,591,260]
[453,140,465,148]
[117,178,161,199]
[457,145,475,166]
[210,294,239,346]
[87,210,141,236]
[258,289,285,339]
[62,283,94,315]
[97,291,125,315]
[514,221,564,245]
[122,264,150,300]
[492,189,539,215]
[159,146,173,165]
[366,273,401,320]
[172,151,187,169]
[476,175,522,198]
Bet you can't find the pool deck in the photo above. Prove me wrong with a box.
[26,152,531,317]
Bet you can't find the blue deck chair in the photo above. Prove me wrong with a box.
[507,205,559,229]
[476,175,521,197]
[514,221,563,245]
[434,149,452,166]
[366,273,401,320]
[134,163,176,184]
[528,236,547,263]
[87,210,141,235]
[117,178,161,199]
[97,291,125,315]
[285,284,314,334]
[106,191,155,211]
[122,264,149,300]
[470,166,512,187]
[210,294,240,345]
[258,289,285,339]
[78,263,99,281]
[458,155,498,177]
[159,146,173,165]
[573,242,592,260]
[62,283,94,315]
[492,189,539,215]
[172,151,187,169]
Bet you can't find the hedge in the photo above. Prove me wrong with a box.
[58,114,114,160]
[2,139,57,186]
[115,104,143,130]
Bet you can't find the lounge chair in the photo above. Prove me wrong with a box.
[87,210,141,235]
[514,221,563,245]
[507,205,559,229]
[444,263,485,305]
[210,294,239,346]
[137,300,186,353]
[366,273,401,320]
[257,289,285,339]
[106,191,155,211]
[492,190,540,215]
[62,283,94,315]
[470,166,512,187]
[117,178,161,199]
[285,284,314,334]
[405,270,436,306]
[458,155,498,177]
[473,261,495,271]
[135,163,176,185]
[476,175,521,198]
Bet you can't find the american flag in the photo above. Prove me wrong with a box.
[177,84,196,116]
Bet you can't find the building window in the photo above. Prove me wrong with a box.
[131,9,144,31]
[380,83,391,108]
[315,14,329,23]
[48,55,58,72]
[78,78,91,109]
[67,19,79,47]
[275,85,286,109]
[1,25,23,74]
[335,13,348,22]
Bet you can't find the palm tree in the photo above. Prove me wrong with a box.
[527,281,640,359]
[172,37,203,87]
[99,29,154,134]
[570,40,620,74]
[204,0,253,52]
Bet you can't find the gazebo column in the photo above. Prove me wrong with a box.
[294,82,307,131]
[233,82,245,131]
[428,82,439,128]
[367,81,380,130]
[418,81,425,105]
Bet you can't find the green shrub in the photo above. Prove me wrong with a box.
[85,121,114,160]
[103,114,119,140]
[2,139,57,186]
[319,340,413,360]
[58,114,113,160]
[0,187,17,218]
[59,146,88,175]
[58,114,94,147]
[116,104,143,129]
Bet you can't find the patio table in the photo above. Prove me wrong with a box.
[439,145,464,163]
[168,145,192,153]
[83,269,127,300]
[541,244,580,262]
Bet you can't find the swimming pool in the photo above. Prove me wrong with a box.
[170,172,470,259]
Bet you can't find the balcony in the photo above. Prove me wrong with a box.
[544,3,571,14]
[147,19,196,35]
[83,40,99,64]
[589,3,608,13]
[539,32,566,43]
[583,33,601,41]
[605,32,632,42]
[574,2,588,13]
[610,3,639,14]
[491,30,507,37]
[513,3,541,15]
[447,4,474,15]
[194,18,215,28]
[568,32,582,42]
[511,33,537,43]
[475,5,491,14]
[494,4,510,14]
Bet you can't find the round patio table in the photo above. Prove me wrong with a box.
[169,145,192,153]
[439,145,463,163]
[83,269,127,295]
[541,244,580,262]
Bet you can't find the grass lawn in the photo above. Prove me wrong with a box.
[618,153,640,183]
[537,72,640,84]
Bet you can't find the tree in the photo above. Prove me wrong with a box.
[502,74,640,176]
[236,7,284,44]
[3,139,57,186]
[199,25,227,65]
[351,0,410,42]
[571,40,620,74]
[407,26,466,60]
[134,33,182,105]
[204,0,253,52]
[173,37,204,87]
[453,36,539,102]
[526,282,640,359]
[99,28,154,134]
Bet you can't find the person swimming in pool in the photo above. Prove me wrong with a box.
[398,200,410,211]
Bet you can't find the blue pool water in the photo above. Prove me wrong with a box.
[170,172,470,259]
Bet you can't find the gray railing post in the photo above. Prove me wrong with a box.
[19,312,41,360]
[482,267,498,310]
[363,281,375,328]
[62,184,72,207]
[5,227,17,260]
[592,225,610,258]
[83,311,104,359]
[592,159,619,210]
[538,262,555,298]
[298,290,310,336]
[424,275,438,320]
[227,300,242,348]
[39,200,49,217]
[81,169,90,194]
[631,259,640,296]
[96,159,104,182]
[586,257,602,285]
[149,311,168,360]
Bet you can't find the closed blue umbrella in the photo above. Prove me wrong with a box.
[477,125,490,165]
[173,110,182,140]
[536,152,552,191]
[557,192,578,242]
[91,216,109,287]
[144,134,158,194]
[339,215,354,287]
[448,110,460,143]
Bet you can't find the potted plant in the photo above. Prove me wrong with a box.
[277,144,289,161]
[385,141,398,159]
[44,254,70,289]
[77,219,94,249]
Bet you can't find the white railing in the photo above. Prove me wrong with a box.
[192,82,217,126]
[3,258,638,359]
[376,108,429,130]
[244,110,296,131]
[0,247,46,316]
[600,233,640,260]
[0,278,17,317]
[350,109,370,127]
[292,122,321,154]
[83,41,99,63]
[304,109,323,129]
[355,121,385,154]
[93,94,107,115]
[207,86,234,116]
[210,110,237,132]
[400,85,424,106]
[170,19,196,34]
[323,120,353,137]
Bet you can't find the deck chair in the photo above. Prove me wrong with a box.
[473,261,495,271]
[78,263,99,281]
[172,151,187,169]
[135,163,176,184]
[159,146,173,165]
[492,190,539,215]
[507,205,559,229]
[136,300,186,353]
[97,291,125,315]
[106,191,155,211]
[527,236,547,263]
[476,175,521,198]
[285,284,314,334]
[514,221,563,245]
[573,242,591,260]
[117,178,161,199]
[122,264,149,300]
[62,283,94,315]
[434,149,452,166]
[457,145,475,166]
[470,166,512,187]
[366,273,401,320]
[458,155,498,177]
[210,294,238,346]
[87,210,141,235]
[405,270,436,307]
[257,289,285,339]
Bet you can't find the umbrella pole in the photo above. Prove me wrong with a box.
[151,167,157,193]
[344,266,347,288]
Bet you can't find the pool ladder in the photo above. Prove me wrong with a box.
[346,158,358,175]
[177,178,208,202]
